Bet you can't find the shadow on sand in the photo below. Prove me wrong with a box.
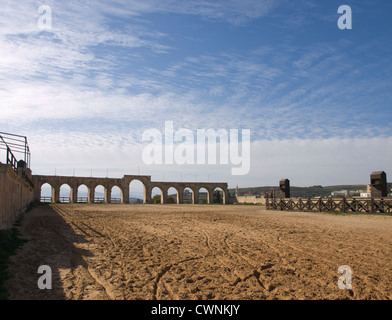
[5,204,93,300]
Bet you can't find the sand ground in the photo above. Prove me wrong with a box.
[6,204,392,300]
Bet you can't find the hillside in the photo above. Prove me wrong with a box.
[230,185,368,198]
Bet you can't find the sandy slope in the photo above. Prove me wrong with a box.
[6,204,392,300]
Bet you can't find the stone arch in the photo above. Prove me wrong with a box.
[111,185,123,204]
[59,183,72,203]
[198,187,209,204]
[151,186,164,204]
[77,184,89,203]
[94,184,106,203]
[183,186,195,204]
[40,182,53,203]
[129,179,146,204]
[167,187,179,204]
[212,186,225,204]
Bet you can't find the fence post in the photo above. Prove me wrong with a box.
[342,197,346,213]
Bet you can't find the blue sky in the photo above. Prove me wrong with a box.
[1,0,392,189]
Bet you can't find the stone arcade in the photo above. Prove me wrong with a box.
[32,174,229,205]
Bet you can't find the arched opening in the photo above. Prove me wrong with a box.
[59,184,72,203]
[111,186,122,204]
[167,187,179,204]
[213,187,224,204]
[77,184,88,203]
[198,187,209,204]
[151,187,163,204]
[129,179,145,203]
[40,183,53,203]
[94,185,105,203]
[183,187,194,204]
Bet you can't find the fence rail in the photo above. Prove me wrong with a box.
[40,197,52,203]
[266,198,392,215]
[39,197,123,204]
[77,197,88,203]
[59,197,70,203]
[0,132,31,168]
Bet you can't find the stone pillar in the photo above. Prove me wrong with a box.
[144,186,151,204]
[194,189,199,204]
[34,180,41,202]
[161,192,167,204]
[178,190,183,204]
[279,179,290,198]
[106,187,111,204]
[88,187,94,204]
[72,185,78,203]
[222,189,228,204]
[123,187,129,204]
[53,184,60,203]
[208,190,214,204]
[370,171,387,198]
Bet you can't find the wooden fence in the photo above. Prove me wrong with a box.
[266,198,392,214]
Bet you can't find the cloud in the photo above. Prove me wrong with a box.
[99,0,284,24]
[26,126,392,188]
[1,1,392,189]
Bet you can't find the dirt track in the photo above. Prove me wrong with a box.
[6,204,392,300]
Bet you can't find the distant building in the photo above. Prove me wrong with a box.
[331,190,348,197]
[360,193,371,198]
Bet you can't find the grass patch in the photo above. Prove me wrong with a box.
[0,211,30,300]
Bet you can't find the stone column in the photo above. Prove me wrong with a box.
[208,190,214,204]
[279,179,290,198]
[144,185,151,204]
[106,187,111,204]
[88,187,94,204]
[193,189,199,204]
[178,190,183,204]
[53,184,60,203]
[72,185,78,203]
[370,171,387,198]
[123,187,129,204]
[161,191,167,204]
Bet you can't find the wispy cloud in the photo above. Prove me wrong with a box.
[1,1,391,185]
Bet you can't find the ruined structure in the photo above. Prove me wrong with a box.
[279,179,290,198]
[370,171,388,198]
[32,174,228,205]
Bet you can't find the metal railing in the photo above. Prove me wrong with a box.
[1,132,34,188]
[0,132,31,169]
[77,197,88,203]
[59,197,71,203]
[40,197,52,203]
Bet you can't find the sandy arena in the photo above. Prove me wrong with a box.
[6,204,392,300]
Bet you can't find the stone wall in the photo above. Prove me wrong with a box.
[0,164,34,229]
[235,195,265,205]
